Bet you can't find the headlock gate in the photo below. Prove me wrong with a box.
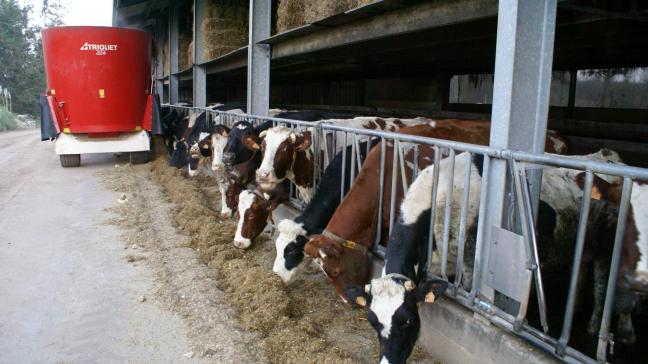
[165,104,648,363]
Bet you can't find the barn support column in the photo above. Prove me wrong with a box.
[155,16,165,98]
[193,0,206,107]
[477,0,557,302]
[247,0,271,116]
[169,0,179,104]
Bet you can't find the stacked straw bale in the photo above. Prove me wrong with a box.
[276,0,374,34]
[163,37,170,76]
[201,0,249,61]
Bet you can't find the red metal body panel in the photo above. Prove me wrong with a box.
[42,26,151,134]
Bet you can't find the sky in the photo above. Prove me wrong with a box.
[20,0,113,27]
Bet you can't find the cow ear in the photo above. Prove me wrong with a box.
[295,133,312,151]
[413,279,448,304]
[259,130,268,139]
[343,284,372,307]
[242,132,261,151]
[575,172,620,203]
[218,125,230,137]
[255,120,274,133]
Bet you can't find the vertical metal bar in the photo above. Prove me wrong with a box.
[440,149,456,279]
[322,130,330,169]
[520,167,549,334]
[480,0,557,300]
[355,135,362,171]
[388,140,400,234]
[597,178,633,362]
[311,124,320,189]
[509,160,539,331]
[412,145,419,181]
[373,139,387,249]
[340,132,347,203]
[155,16,165,97]
[247,0,271,116]
[193,0,206,107]
[454,152,472,288]
[350,133,357,182]
[426,146,442,273]
[169,0,179,104]
[399,142,409,195]
[469,154,490,301]
[557,171,594,353]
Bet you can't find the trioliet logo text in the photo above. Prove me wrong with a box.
[80,42,118,56]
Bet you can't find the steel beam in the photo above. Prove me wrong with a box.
[193,0,206,107]
[247,0,271,116]
[155,16,165,97]
[169,0,179,104]
[478,0,557,301]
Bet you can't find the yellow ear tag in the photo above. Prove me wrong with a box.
[591,187,602,201]
[99,89,105,98]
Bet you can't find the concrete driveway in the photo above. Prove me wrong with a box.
[0,130,203,363]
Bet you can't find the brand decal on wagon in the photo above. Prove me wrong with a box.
[79,42,118,56]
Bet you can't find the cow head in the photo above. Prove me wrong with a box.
[273,219,309,283]
[187,133,212,177]
[304,234,370,300]
[254,126,312,191]
[169,139,189,168]
[233,189,281,249]
[225,158,258,213]
[222,120,273,169]
[210,125,230,172]
[583,174,648,293]
[344,275,448,364]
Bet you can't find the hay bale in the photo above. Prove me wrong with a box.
[163,37,170,76]
[178,35,192,71]
[201,0,248,61]
[276,0,375,34]
[277,0,306,34]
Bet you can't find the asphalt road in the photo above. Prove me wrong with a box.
[0,130,203,363]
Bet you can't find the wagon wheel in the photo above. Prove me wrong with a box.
[59,154,80,167]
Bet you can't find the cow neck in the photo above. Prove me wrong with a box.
[322,230,368,253]
[290,149,313,188]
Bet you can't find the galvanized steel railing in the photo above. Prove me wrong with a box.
[163,104,648,363]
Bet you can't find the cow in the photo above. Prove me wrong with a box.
[272,146,368,283]
[169,110,210,168]
[303,120,571,301]
[232,181,291,249]
[343,149,634,363]
[579,173,648,347]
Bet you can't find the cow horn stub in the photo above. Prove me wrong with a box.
[364,284,371,294]
[424,292,436,303]
[404,280,416,291]
[259,130,268,138]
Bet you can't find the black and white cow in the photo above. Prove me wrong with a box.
[222,119,274,169]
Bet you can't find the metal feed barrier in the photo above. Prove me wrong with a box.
[164,105,648,363]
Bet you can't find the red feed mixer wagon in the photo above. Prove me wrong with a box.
[40,26,160,167]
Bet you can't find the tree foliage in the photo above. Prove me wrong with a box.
[0,0,63,116]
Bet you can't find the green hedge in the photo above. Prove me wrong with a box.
[0,106,18,131]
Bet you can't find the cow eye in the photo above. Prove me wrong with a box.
[247,214,255,220]
[401,318,412,328]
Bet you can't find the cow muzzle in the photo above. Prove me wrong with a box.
[622,271,648,294]
[222,152,235,166]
